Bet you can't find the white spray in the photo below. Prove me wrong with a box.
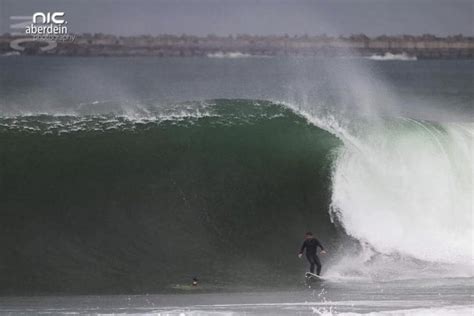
[283,58,473,280]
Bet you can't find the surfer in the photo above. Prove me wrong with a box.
[298,232,326,275]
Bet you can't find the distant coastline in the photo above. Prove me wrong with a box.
[1,33,473,59]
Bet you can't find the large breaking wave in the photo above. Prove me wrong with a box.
[0,99,472,294]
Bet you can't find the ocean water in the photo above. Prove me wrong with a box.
[0,56,472,315]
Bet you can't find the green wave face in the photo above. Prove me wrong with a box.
[0,100,341,294]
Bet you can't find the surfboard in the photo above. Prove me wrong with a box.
[305,272,324,280]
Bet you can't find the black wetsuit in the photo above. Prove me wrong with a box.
[299,238,324,275]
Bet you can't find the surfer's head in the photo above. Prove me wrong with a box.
[304,232,313,239]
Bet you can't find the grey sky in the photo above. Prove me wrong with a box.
[1,0,472,36]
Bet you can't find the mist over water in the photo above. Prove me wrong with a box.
[1,57,472,120]
[0,56,472,293]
